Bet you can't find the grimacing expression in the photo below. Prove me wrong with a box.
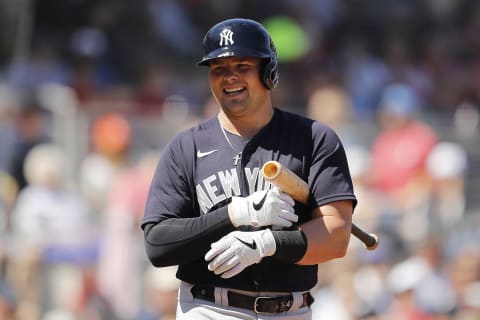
[208,57,269,114]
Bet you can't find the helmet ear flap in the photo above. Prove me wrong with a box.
[261,38,279,89]
[262,58,278,89]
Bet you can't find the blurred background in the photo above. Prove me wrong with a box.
[0,0,479,319]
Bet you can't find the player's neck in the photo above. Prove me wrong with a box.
[218,107,274,138]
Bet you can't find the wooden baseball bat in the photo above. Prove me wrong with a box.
[261,161,379,250]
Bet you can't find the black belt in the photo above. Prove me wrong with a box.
[191,285,314,314]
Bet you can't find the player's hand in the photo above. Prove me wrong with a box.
[205,229,276,278]
[229,187,297,227]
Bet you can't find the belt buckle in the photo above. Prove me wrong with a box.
[253,296,272,314]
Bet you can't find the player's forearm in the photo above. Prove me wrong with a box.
[296,201,353,265]
[296,216,351,265]
[143,206,235,267]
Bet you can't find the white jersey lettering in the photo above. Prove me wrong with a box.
[245,167,259,194]
[218,168,240,198]
[196,184,213,213]
[204,174,226,206]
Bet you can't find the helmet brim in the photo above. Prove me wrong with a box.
[197,47,272,66]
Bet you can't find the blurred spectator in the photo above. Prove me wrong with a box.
[79,112,132,213]
[341,38,391,119]
[426,141,468,229]
[12,143,97,256]
[306,83,356,144]
[370,83,439,245]
[132,65,167,114]
[0,84,20,172]
[414,272,457,318]
[139,266,180,320]
[370,83,438,206]
[8,99,50,191]
[383,256,432,320]
[68,26,112,103]
[352,256,392,318]
[453,101,479,138]
[147,0,201,57]
[307,83,352,127]
[311,258,358,320]
[412,238,458,318]
[382,35,433,102]
[90,112,131,165]
[9,143,98,319]
[78,113,137,318]
[96,150,158,320]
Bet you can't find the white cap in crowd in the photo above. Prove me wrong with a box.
[426,142,468,179]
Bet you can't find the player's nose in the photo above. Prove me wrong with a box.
[223,67,239,81]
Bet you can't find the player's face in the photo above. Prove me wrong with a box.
[208,57,269,116]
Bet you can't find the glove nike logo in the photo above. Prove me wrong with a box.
[234,237,257,250]
[197,149,218,158]
[252,191,268,210]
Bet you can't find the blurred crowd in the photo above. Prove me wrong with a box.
[0,0,479,319]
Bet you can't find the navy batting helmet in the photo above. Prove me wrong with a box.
[198,18,279,89]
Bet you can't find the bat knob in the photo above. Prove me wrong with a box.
[363,233,379,251]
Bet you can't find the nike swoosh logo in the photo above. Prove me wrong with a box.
[197,149,218,158]
[234,237,257,250]
[252,192,268,210]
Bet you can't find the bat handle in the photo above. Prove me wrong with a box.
[351,223,379,250]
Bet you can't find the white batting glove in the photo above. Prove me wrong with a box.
[229,187,297,228]
[205,229,276,278]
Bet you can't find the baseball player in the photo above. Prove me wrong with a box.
[142,18,357,320]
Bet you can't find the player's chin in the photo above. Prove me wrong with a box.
[220,99,249,114]
[222,93,247,105]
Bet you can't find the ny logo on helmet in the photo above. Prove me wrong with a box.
[219,29,234,46]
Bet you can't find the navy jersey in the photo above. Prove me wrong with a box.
[143,108,356,292]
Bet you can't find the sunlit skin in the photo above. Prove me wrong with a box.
[208,56,273,137]
[209,57,353,265]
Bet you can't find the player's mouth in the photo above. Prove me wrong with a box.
[224,86,246,96]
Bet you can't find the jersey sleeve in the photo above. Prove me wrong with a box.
[142,134,195,227]
[308,122,357,209]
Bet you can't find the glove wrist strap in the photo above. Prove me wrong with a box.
[230,196,249,227]
[259,229,276,257]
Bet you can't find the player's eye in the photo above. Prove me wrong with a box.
[236,63,257,73]
[210,66,225,75]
